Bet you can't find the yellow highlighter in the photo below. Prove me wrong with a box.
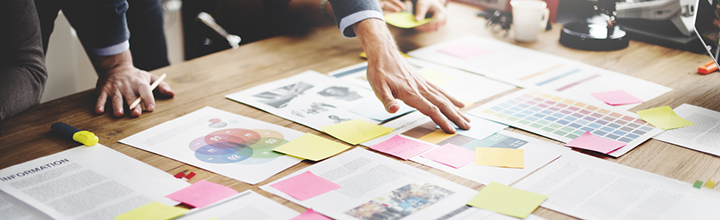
[51,122,98,146]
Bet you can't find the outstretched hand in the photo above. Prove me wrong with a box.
[354,18,469,133]
[378,0,448,32]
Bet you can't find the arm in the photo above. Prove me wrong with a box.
[379,0,448,32]
[0,0,48,120]
[61,0,173,117]
[327,0,469,133]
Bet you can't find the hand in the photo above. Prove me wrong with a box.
[412,0,448,32]
[93,50,174,117]
[353,19,470,133]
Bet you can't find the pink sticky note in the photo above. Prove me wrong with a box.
[564,131,626,154]
[420,143,475,169]
[370,135,434,160]
[165,179,238,209]
[290,209,332,220]
[590,90,644,106]
[271,171,340,201]
[437,43,491,59]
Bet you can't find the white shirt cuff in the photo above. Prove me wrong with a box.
[338,10,385,38]
[92,40,130,56]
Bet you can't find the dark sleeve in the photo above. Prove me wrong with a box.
[327,0,384,38]
[0,0,48,120]
[61,0,131,56]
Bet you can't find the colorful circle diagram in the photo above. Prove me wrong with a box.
[189,119,289,164]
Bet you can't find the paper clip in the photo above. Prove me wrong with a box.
[698,60,718,75]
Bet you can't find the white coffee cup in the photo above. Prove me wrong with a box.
[511,0,550,42]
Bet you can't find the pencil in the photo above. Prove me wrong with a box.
[129,73,167,110]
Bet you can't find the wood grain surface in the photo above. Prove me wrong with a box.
[1,3,718,219]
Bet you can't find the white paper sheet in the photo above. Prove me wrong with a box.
[0,190,52,220]
[653,104,720,156]
[468,89,664,157]
[0,144,189,220]
[260,148,478,220]
[328,58,517,104]
[410,130,569,186]
[512,151,720,220]
[408,36,672,111]
[437,206,546,220]
[226,71,404,129]
[178,190,299,220]
[120,106,303,185]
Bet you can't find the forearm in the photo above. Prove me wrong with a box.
[91,50,134,77]
[0,67,46,120]
[353,18,400,61]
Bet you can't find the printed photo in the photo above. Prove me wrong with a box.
[345,183,454,220]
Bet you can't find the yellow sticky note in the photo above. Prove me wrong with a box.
[114,201,188,220]
[420,69,457,86]
[320,119,393,145]
[419,130,456,144]
[208,218,220,220]
[636,106,695,130]
[467,182,547,219]
[706,180,716,189]
[273,133,350,161]
[384,12,435,28]
[475,148,524,168]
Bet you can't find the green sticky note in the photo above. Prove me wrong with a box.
[272,133,350,161]
[467,182,547,219]
[694,180,703,189]
[384,12,434,28]
[705,180,716,189]
[320,119,393,145]
[114,201,188,220]
[636,106,695,130]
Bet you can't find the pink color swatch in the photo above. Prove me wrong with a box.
[437,43,491,59]
[420,143,475,169]
[370,135,434,160]
[271,171,340,201]
[591,90,644,106]
[564,131,626,154]
[290,209,332,220]
[165,179,238,209]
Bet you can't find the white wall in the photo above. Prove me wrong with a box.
[41,0,184,103]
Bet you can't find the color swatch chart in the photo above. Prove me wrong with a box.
[469,90,663,157]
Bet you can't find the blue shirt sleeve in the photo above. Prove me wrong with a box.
[327,0,385,38]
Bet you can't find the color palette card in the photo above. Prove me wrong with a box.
[469,90,663,157]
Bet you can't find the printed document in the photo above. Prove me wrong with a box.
[653,104,720,156]
[0,144,189,220]
[178,190,299,220]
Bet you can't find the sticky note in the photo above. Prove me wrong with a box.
[418,130,456,144]
[114,201,188,220]
[348,101,415,122]
[474,147,524,168]
[290,208,332,220]
[320,119,393,145]
[636,106,695,130]
[420,143,475,168]
[694,180,703,189]
[420,69,458,86]
[384,12,434,28]
[467,182,547,219]
[370,135,434,160]
[271,171,340,201]
[590,90,644,106]
[564,131,626,154]
[273,133,350,161]
[360,51,410,59]
[705,180,716,189]
[165,179,238,209]
[438,43,491,59]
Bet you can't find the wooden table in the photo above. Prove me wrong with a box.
[2,3,719,219]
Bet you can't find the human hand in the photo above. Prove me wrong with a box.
[354,19,469,133]
[412,0,447,32]
[94,51,174,117]
[379,0,406,12]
